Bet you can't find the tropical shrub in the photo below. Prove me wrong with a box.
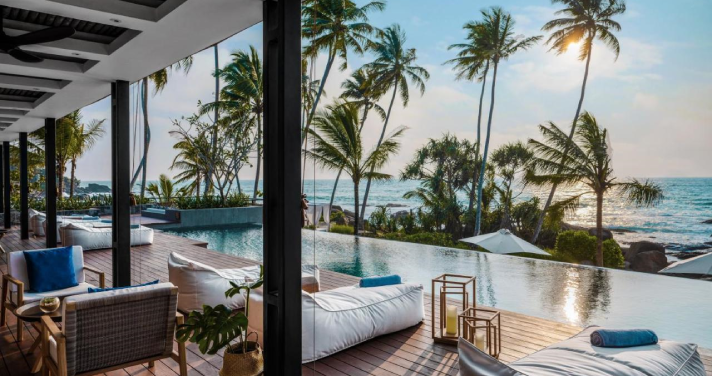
[554,230,624,268]
[173,193,250,210]
[329,224,354,235]
[380,232,470,250]
[330,210,345,224]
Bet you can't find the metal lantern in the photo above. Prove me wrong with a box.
[459,307,501,358]
[431,274,476,345]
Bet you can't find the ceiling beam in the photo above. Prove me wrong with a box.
[0,0,158,30]
[0,54,90,75]
[0,117,20,122]
[0,109,29,116]
[0,100,33,110]
[0,94,37,102]
[0,74,68,92]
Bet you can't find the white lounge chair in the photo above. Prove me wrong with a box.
[248,282,424,362]
[458,326,706,376]
[60,222,154,250]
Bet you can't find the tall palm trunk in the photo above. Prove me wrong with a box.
[302,50,335,145]
[467,63,489,234]
[474,61,500,235]
[252,116,262,201]
[57,164,65,200]
[531,43,593,242]
[353,182,360,236]
[360,78,399,224]
[328,104,370,220]
[595,190,604,267]
[140,79,149,200]
[207,44,219,194]
[69,158,77,198]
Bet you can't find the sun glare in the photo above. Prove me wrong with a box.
[566,41,581,55]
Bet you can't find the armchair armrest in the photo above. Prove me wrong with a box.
[2,274,24,306]
[41,315,66,375]
[83,266,106,288]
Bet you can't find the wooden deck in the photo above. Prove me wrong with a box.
[1,228,710,376]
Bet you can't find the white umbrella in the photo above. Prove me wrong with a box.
[660,252,712,275]
[460,229,550,255]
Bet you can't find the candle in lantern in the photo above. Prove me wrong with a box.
[445,305,457,335]
[475,331,486,350]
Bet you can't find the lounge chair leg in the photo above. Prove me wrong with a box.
[148,360,155,368]
[0,279,7,326]
[17,318,24,342]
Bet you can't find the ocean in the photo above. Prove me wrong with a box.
[81,177,712,253]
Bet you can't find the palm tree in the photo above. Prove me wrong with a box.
[146,174,177,206]
[473,7,541,235]
[527,112,663,266]
[490,141,533,230]
[359,24,430,224]
[202,46,262,201]
[171,137,204,200]
[532,0,626,242]
[307,102,405,235]
[445,21,490,222]
[68,117,106,198]
[133,56,194,199]
[325,69,386,215]
[301,0,385,143]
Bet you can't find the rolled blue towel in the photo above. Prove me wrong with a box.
[591,329,658,348]
[359,274,402,288]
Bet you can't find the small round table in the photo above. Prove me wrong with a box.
[14,301,63,373]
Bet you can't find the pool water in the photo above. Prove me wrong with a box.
[165,225,712,348]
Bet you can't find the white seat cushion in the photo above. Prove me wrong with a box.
[13,282,95,304]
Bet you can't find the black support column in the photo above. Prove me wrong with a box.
[263,0,302,374]
[3,142,9,229]
[0,144,4,213]
[45,118,57,247]
[111,81,131,287]
[19,133,28,239]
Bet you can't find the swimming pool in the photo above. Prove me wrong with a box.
[165,225,712,348]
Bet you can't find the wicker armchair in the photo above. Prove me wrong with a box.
[41,282,187,376]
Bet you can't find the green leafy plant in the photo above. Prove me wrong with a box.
[329,224,354,235]
[176,267,263,355]
[380,232,470,250]
[554,230,624,268]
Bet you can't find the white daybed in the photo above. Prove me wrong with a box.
[459,326,706,376]
[248,282,424,363]
[59,222,154,250]
[167,252,262,312]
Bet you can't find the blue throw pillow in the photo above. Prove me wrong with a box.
[88,280,159,293]
[23,247,78,293]
[359,275,402,288]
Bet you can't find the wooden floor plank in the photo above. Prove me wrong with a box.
[0,227,708,376]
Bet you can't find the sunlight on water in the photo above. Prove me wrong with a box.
[563,269,580,324]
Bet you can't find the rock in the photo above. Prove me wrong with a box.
[588,227,613,241]
[331,205,343,212]
[701,219,712,224]
[561,222,587,232]
[625,241,665,262]
[669,251,708,260]
[625,241,668,273]
[630,251,669,273]
[391,210,409,220]
[343,209,355,218]
[385,203,408,208]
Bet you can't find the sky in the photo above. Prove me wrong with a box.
[75,0,712,182]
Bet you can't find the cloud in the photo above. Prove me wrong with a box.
[633,93,659,109]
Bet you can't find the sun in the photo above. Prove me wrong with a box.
[566,41,582,55]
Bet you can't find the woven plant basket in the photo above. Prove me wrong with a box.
[220,342,264,376]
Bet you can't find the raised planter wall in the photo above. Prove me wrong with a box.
[162,206,262,228]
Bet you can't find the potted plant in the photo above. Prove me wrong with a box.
[176,267,264,376]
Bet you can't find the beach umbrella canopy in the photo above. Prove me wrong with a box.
[460,229,549,255]
[660,252,712,275]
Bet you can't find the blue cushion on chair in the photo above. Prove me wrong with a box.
[88,280,159,293]
[359,275,402,288]
[23,247,78,293]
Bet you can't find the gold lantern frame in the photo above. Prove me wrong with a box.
[458,307,501,358]
[431,274,476,345]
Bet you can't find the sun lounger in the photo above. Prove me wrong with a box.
[458,325,706,376]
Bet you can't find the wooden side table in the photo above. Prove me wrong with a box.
[15,301,63,373]
[459,307,501,358]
